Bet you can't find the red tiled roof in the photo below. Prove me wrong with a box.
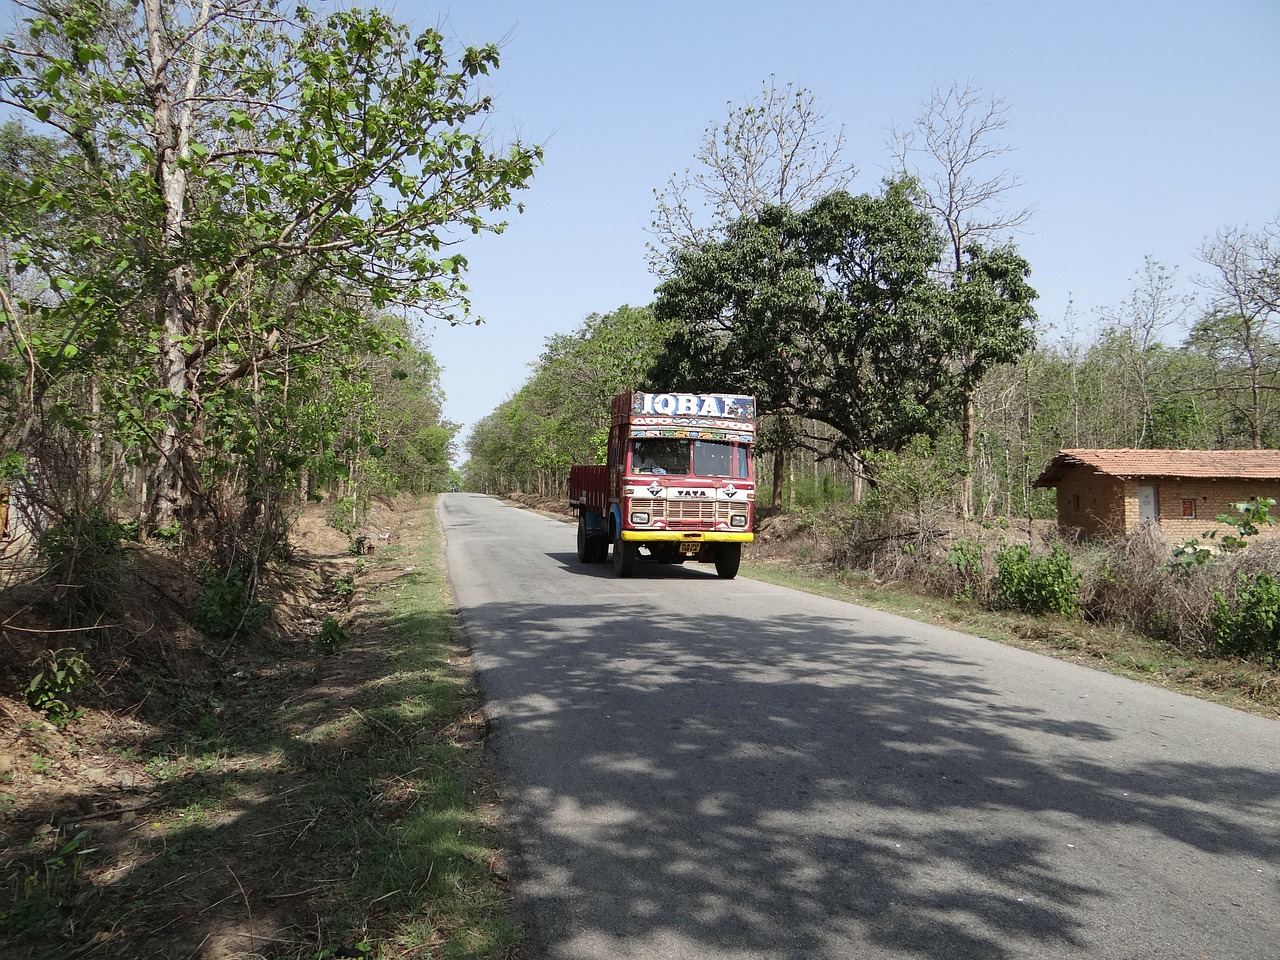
[1033,449,1280,487]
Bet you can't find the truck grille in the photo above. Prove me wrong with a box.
[630,497,736,526]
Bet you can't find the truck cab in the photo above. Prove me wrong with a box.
[569,391,756,578]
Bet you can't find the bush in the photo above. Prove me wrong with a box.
[36,511,129,627]
[994,544,1081,617]
[327,494,362,536]
[27,648,92,723]
[315,616,349,654]
[857,437,963,524]
[946,538,985,601]
[1211,572,1280,662]
[193,567,271,641]
[786,473,855,511]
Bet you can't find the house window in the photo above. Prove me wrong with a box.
[1182,499,1196,518]
[1071,494,1080,512]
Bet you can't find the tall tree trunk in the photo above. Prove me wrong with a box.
[770,447,784,509]
[142,0,210,527]
[962,387,976,517]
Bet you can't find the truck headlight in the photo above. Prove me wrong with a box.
[729,513,748,528]
[630,511,650,525]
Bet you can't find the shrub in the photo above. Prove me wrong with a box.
[857,437,963,524]
[1215,497,1277,551]
[26,648,92,722]
[993,544,1081,617]
[36,511,129,627]
[1211,572,1280,662]
[315,616,350,654]
[786,473,855,511]
[327,494,361,536]
[194,567,271,641]
[946,538,985,601]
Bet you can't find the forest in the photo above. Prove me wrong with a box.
[0,2,539,606]
[0,5,1275,957]
[464,82,1280,521]
[0,4,1275,679]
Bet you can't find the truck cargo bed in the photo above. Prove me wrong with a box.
[568,464,609,515]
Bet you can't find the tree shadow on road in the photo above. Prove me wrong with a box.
[461,595,1280,960]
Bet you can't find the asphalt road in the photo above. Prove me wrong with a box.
[438,493,1280,960]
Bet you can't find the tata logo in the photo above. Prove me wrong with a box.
[647,481,662,496]
[674,489,709,499]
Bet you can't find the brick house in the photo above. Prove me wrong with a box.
[1033,449,1280,542]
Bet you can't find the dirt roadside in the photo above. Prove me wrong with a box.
[1,496,448,959]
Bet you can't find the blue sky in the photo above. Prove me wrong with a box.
[418,0,1279,458]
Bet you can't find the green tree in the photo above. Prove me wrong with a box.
[1092,257,1197,447]
[310,316,458,502]
[0,2,538,549]
[650,182,1037,485]
[371,339,458,496]
[463,305,676,496]
[649,79,857,504]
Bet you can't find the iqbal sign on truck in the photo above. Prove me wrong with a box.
[568,391,756,578]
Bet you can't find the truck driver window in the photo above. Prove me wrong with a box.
[693,440,739,478]
[631,438,689,476]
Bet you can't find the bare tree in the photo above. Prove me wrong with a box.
[649,79,857,508]
[890,79,1031,271]
[1194,215,1280,448]
[648,77,857,276]
[1094,256,1197,446]
[890,80,1033,517]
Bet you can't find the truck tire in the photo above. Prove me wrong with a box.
[576,514,591,563]
[613,535,636,577]
[714,543,741,579]
[591,535,609,563]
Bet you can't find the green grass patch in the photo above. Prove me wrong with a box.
[295,510,517,958]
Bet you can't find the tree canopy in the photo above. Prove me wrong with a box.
[464,304,676,495]
[0,1,538,559]
[650,181,1037,474]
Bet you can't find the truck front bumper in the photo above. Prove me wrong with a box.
[620,531,753,543]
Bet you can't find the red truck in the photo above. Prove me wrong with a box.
[568,390,756,578]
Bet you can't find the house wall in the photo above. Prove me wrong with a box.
[1125,478,1280,542]
[1056,470,1125,538]
[1056,468,1280,541]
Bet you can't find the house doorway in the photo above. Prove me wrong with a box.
[1138,484,1158,523]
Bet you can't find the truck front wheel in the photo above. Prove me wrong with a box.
[613,535,636,577]
[714,543,741,579]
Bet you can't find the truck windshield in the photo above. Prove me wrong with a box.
[631,439,749,478]
[693,440,748,478]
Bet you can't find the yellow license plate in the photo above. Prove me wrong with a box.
[679,542,701,555]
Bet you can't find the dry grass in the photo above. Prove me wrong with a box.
[0,497,516,960]
[743,506,1280,719]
